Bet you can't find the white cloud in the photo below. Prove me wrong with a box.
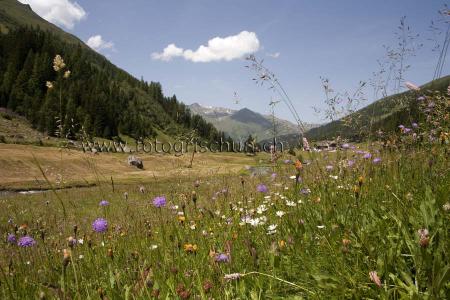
[151,44,184,61]
[19,0,86,30]
[86,35,115,52]
[267,52,280,58]
[152,31,260,63]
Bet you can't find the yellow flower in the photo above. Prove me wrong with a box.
[358,176,364,186]
[63,70,71,78]
[46,81,53,89]
[184,243,198,253]
[53,54,66,72]
[178,215,186,223]
[278,240,286,249]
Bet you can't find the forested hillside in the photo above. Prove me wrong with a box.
[305,75,450,141]
[0,1,221,141]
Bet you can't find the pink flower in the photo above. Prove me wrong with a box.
[369,271,382,288]
[405,82,420,91]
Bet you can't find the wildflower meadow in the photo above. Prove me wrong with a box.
[1,138,449,299]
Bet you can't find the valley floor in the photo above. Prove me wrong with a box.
[0,143,258,190]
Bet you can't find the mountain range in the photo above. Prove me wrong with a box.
[189,103,319,141]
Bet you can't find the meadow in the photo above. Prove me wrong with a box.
[0,141,448,299]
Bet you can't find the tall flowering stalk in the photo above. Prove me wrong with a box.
[245,55,307,136]
[46,55,71,138]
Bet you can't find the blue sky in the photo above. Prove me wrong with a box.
[20,0,449,123]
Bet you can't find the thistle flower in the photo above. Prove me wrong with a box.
[7,233,16,244]
[369,271,382,288]
[405,81,420,91]
[153,196,166,208]
[46,81,53,89]
[256,184,268,193]
[17,236,36,247]
[53,55,66,71]
[92,218,108,233]
[63,70,71,78]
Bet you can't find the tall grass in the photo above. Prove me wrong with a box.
[0,143,448,299]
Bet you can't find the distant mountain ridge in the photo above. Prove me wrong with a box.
[189,103,318,141]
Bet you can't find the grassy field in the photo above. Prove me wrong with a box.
[0,143,260,190]
[0,142,448,299]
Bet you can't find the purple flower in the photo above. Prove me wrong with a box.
[342,143,350,149]
[403,128,412,134]
[284,159,292,164]
[256,184,268,193]
[347,160,355,167]
[300,188,311,195]
[271,173,277,180]
[7,233,16,244]
[153,196,166,208]
[325,165,333,171]
[99,200,109,206]
[373,157,382,164]
[92,218,108,233]
[17,236,36,247]
[417,96,425,101]
[363,153,372,159]
[412,122,418,128]
[398,125,405,129]
[215,253,230,263]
